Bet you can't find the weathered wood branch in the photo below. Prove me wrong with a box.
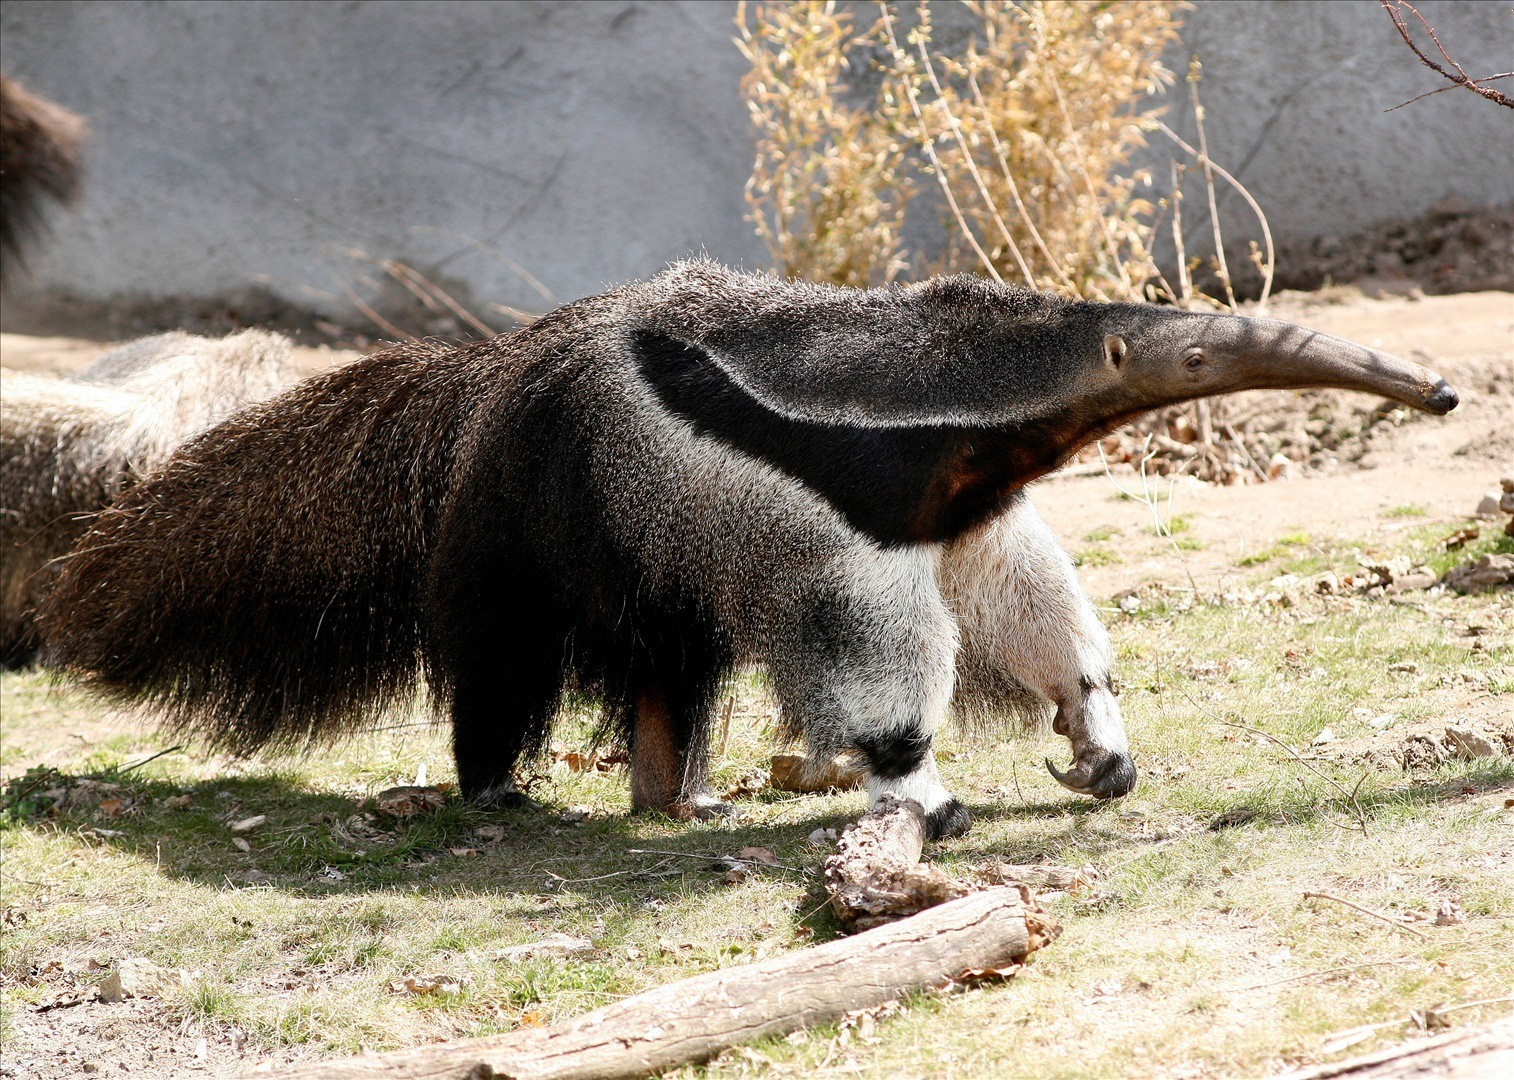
[822,795,974,930]
[258,887,1059,1080]
[1278,1016,1512,1079]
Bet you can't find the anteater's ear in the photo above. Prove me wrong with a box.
[1103,334,1129,370]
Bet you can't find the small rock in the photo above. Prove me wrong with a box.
[1501,490,1514,514]
[560,806,590,824]
[1385,572,1437,594]
[1444,727,1498,760]
[808,827,839,845]
[1311,727,1336,746]
[1369,714,1396,730]
[1267,453,1293,480]
[373,786,445,819]
[493,934,594,962]
[1444,553,1514,592]
[1388,661,1420,675]
[113,958,174,998]
[1476,493,1502,517]
[1363,558,1410,586]
[769,753,864,794]
[229,815,266,833]
[80,1065,99,1075]
[1434,900,1465,926]
[232,837,251,853]
[96,972,125,1003]
[1501,476,1514,494]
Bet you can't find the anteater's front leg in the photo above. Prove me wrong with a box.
[943,492,1136,800]
[772,543,970,840]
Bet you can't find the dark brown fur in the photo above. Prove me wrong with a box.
[0,74,85,274]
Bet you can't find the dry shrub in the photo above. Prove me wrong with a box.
[735,1,914,287]
[738,1,1286,484]
[900,1,1180,299]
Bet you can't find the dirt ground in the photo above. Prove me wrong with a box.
[0,289,1510,1079]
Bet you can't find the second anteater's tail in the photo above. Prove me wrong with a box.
[39,342,486,753]
[0,73,85,272]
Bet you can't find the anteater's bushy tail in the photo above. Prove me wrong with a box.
[39,342,484,752]
[0,73,85,273]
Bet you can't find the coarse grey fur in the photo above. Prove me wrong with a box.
[1,329,297,665]
[39,260,1458,838]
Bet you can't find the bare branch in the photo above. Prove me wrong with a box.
[1380,0,1512,109]
[1303,891,1431,940]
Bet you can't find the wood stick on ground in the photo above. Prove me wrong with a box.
[822,795,975,931]
[1277,1015,1512,1080]
[1303,891,1430,941]
[258,886,1059,1080]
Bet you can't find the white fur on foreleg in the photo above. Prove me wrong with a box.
[868,756,953,815]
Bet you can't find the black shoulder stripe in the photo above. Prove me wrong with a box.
[633,329,967,546]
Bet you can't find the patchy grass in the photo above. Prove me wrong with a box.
[1145,512,1194,537]
[2,528,1511,1078]
[1384,504,1429,519]
[1402,520,1514,579]
[1074,546,1124,568]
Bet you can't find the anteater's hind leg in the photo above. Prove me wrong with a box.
[427,552,569,809]
[449,654,562,808]
[627,638,731,821]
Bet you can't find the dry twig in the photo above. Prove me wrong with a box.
[1380,0,1512,109]
[1303,891,1430,940]
[1229,957,1415,994]
[1178,688,1369,836]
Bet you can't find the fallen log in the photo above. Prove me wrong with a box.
[768,751,864,793]
[1278,1016,1512,1079]
[258,887,1059,1080]
[822,795,973,931]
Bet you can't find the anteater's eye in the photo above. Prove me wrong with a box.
[1183,351,1205,370]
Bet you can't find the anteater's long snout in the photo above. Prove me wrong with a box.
[1422,378,1459,415]
[1217,316,1460,416]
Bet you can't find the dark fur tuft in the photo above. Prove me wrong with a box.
[0,74,85,273]
[38,339,479,747]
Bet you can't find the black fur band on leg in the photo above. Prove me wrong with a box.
[851,730,932,780]
[926,799,972,840]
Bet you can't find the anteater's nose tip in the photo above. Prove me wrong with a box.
[1425,379,1459,415]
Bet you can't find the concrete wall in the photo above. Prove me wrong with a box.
[2,0,1509,325]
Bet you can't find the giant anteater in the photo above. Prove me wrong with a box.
[39,261,1458,837]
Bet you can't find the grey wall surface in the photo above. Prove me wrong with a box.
[1,0,1510,325]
